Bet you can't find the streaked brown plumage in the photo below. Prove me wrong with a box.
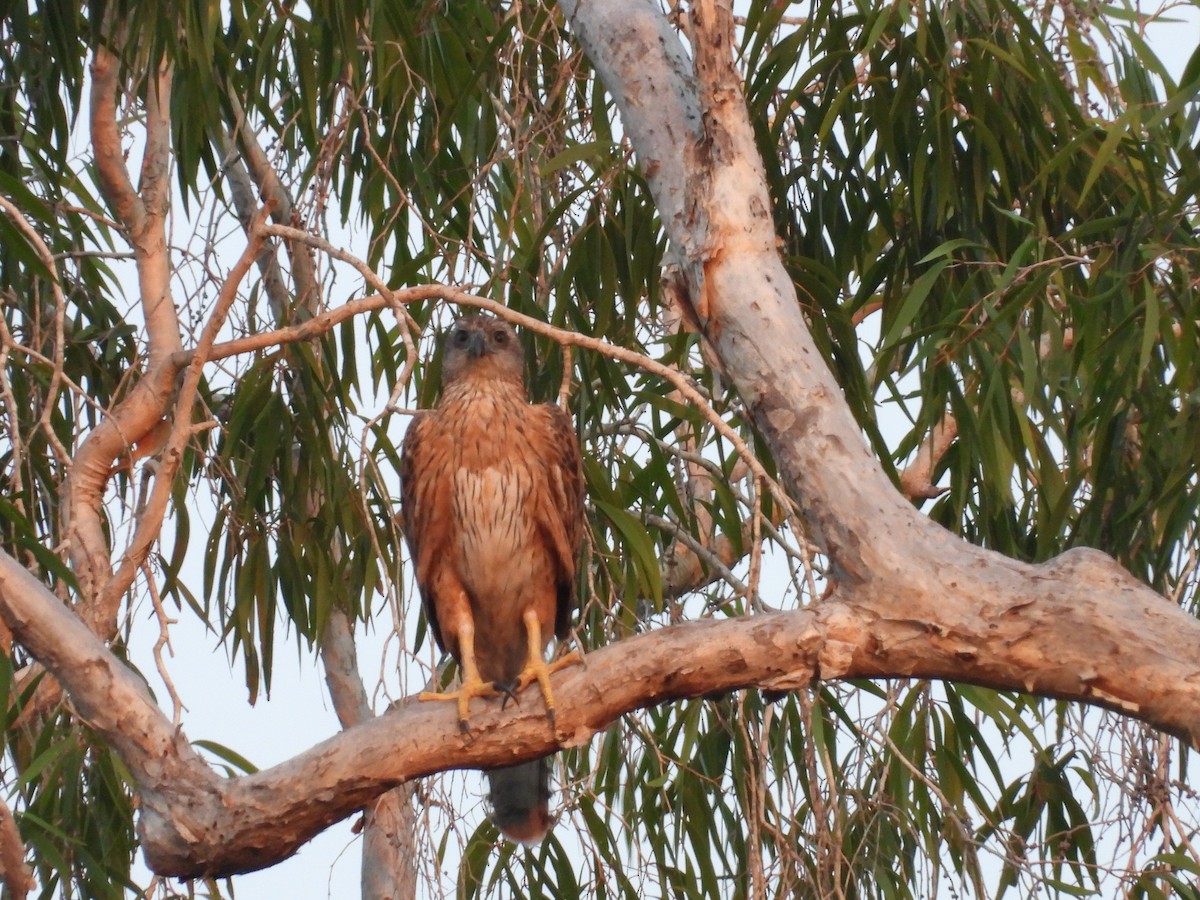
[400,314,584,844]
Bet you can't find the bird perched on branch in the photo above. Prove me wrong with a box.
[400,313,584,844]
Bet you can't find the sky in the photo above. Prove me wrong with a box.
[119,5,1200,898]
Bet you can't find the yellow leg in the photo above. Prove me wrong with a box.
[514,609,581,722]
[419,620,498,726]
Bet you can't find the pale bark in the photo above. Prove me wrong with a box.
[560,0,1200,724]
[215,126,293,317]
[71,45,183,626]
[3,536,1195,876]
[898,416,958,500]
[13,40,187,723]
[226,94,320,314]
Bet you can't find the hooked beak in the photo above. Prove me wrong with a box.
[466,330,486,358]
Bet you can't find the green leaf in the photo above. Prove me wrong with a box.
[192,740,259,775]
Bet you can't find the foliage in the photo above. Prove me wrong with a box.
[0,0,1197,897]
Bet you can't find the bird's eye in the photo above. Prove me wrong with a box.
[453,329,469,344]
[493,329,507,343]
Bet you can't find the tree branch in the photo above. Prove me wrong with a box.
[0,550,215,789]
[898,415,957,501]
[322,610,418,900]
[4,3,1195,884]
[227,94,321,311]
[70,42,184,625]
[97,211,270,623]
[215,126,293,320]
[560,0,1200,703]
[4,536,1189,877]
[0,794,33,900]
[4,447,1200,882]
[141,544,1200,876]
[90,45,144,236]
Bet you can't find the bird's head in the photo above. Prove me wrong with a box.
[441,314,525,388]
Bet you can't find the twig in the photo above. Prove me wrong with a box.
[142,562,184,727]
[746,475,763,611]
[898,415,957,501]
[645,512,748,598]
[558,345,573,407]
[0,195,71,466]
[183,220,791,521]
[214,125,291,319]
[436,286,793,521]
[740,693,768,900]
[100,206,272,613]
[0,316,25,498]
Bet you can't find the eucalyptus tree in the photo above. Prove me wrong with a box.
[0,0,1198,898]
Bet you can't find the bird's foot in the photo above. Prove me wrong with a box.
[514,651,582,725]
[419,676,501,730]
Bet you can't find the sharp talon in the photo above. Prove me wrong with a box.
[494,681,520,709]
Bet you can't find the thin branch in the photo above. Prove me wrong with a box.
[0,795,33,900]
[0,317,23,498]
[98,209,270,614]
[163,221,790,525]
[177,292,401,365]
[214,126,291,319]
[898,415,958,501]
[143,563,184,728]
[0,195,71,467]
[89,44,145,236]
[646,512,748,598]
[301,221,792,512]
[558,345,573,407]
[746,475,764,611]
[228,94,320,309]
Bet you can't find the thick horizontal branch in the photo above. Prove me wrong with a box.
[134,543,1200,876]
[4,517,1198,880]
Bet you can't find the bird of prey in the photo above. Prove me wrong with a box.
[400,313,584,844]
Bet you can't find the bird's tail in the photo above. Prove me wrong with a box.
[487,757,553,844]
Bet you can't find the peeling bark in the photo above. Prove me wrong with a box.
[3,536,1199,877]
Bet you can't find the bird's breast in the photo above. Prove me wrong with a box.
[443,395,550,598]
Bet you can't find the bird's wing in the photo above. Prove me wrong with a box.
[399,410,455,652]
[531,402,585,639]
